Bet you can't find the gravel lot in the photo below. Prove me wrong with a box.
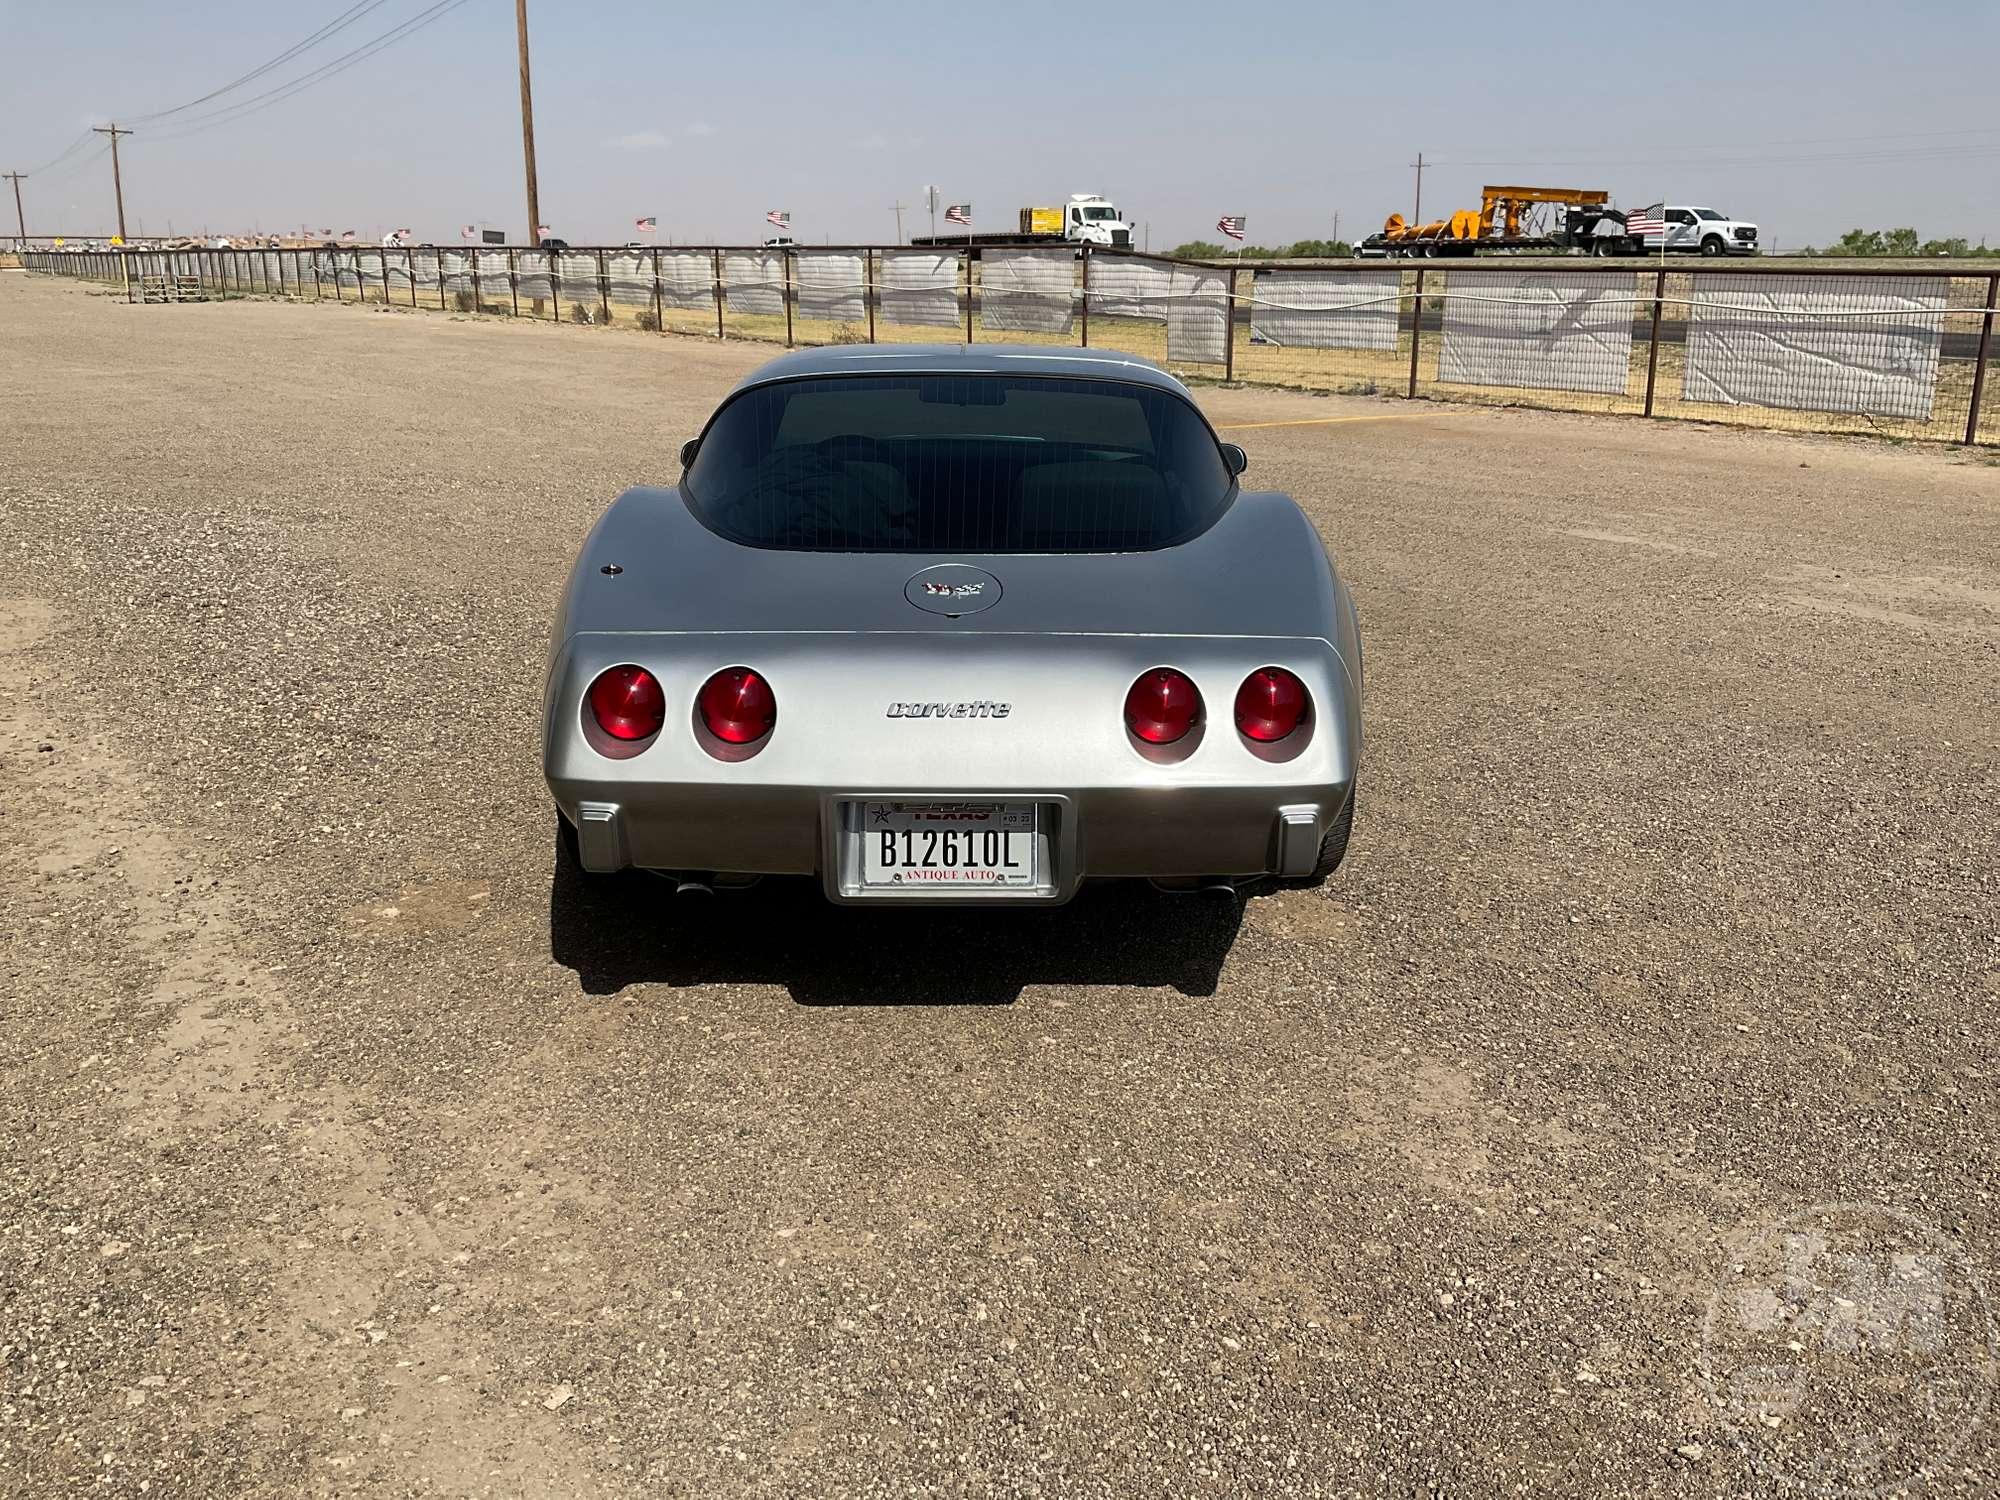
[3,271,1997,1498]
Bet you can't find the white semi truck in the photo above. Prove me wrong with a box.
[912,193,1135,249]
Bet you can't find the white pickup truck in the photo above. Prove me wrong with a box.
[1627,204,1760,256]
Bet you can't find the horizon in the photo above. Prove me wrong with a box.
[6,0,1997,251]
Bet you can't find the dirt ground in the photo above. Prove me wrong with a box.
[2,272,1997,1498]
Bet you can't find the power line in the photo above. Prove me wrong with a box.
[34,142,111,188]
[125,0,400,124]
[134,0,479,145]
[22,130,97,177]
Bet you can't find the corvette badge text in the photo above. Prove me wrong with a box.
[886,701,1012,719]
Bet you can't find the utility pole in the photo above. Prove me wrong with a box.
[94,124,132,240]
[3,172,25,246]
[1332,209,1340,247]
[515,0,541,246]
[1411,153,1424,225]
[890,200,907,244]
[923,185,939,241]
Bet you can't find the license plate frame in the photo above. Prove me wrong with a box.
[828,796,1066,902]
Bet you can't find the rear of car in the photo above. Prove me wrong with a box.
[542,352,1362,904]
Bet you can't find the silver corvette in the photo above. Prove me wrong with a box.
[542,345,1362,905]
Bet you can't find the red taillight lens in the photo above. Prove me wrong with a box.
[698,667,776,744]
[1124,668,1202,745]
[1235,667,1308,742]
[588,665,666,742]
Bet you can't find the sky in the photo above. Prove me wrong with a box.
[4,0,1998,250]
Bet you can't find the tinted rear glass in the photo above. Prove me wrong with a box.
[682,374,1234,552]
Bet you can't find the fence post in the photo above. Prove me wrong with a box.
[406,247,417,307]
[1079,245,1090,348]
[651,247,663,334]
[123,252,133,304]
[380,247,391,305]
[865,249,876,344]
[597,247,609,324]
[311,249,321,301]
[964,249,974,343]
[783,249,794,347]
[713,248,725,339]
[1224,266,1237,381]
[549,250,562,323]
[1966,273,1998,447]
[1642,267,1667,418]
[1406,265,1426,399]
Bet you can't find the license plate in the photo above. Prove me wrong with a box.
[858,800,1039,890]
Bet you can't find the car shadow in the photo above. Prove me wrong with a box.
[548,856,1245,1005]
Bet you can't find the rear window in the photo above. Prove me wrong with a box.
[682,373,1234,552]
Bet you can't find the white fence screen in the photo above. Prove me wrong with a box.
[606,251,652,307]
[795,252,867,324]
[982,249,1075,335]
[1087,258,1170,323]
[723,251,785,317]
[1167,263,1230,365]
[514,250,551,304]
[880,250,960,328]
[660,251,712,311]
[1251,269,1401,351]
[1682,273,1947,422]
[1438,272,1635,395]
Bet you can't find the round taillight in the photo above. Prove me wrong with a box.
[1124,668,1202,745]
[698,667,776,744]
[1235,667,1308,742]
[588,664,666,741]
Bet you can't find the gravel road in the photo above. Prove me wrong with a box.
[3,272,1997,1498]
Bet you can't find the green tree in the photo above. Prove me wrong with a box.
[1283,238,1353,258]
[1168,239,1225,259]
[1882,227,1921,257]
[1825,228,1886,256]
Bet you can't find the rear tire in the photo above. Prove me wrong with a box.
[1286,787,1356,888]
[556,810,585,875]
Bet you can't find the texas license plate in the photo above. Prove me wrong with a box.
[858,801,1040,890]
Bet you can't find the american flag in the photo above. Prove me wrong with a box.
[634,216,657,232]
[766,209,790,230]
[340,229,356,240]
[944,203,971,227]
[1625,204,1666,237]
[460,224,476,241]
[537,223,552,237]
[395,228,412,238]
[1217,215,1246,241]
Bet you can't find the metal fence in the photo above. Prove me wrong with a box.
[23,245,2000,447]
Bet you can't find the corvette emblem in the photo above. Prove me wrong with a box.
[921,580,985,598]
[886,701,1011,719]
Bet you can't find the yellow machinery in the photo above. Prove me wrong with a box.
[1382,186,1612,253]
